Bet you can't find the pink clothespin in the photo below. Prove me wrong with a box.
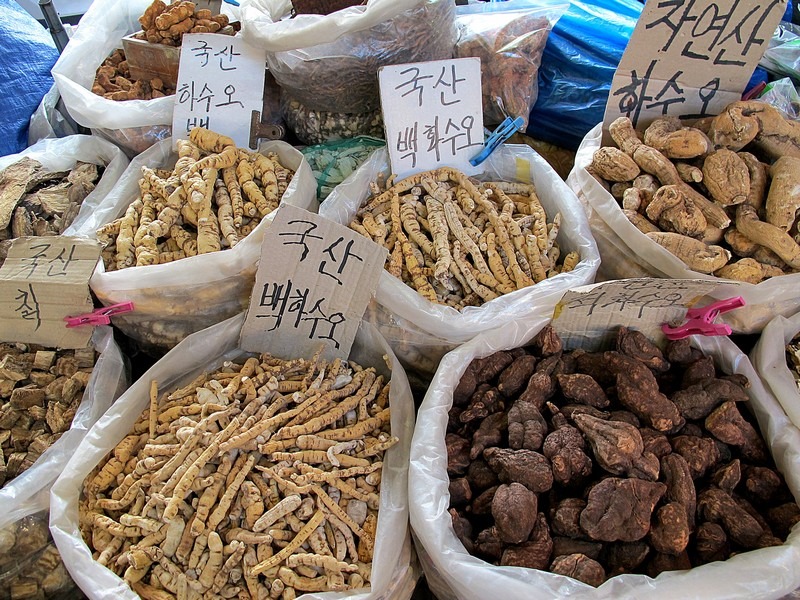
[64,302,134,328]
[661,297,745,340]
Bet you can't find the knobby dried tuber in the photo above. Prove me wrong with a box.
[80,352,397,598]
[446,326,796,587]
[591,102,800,282]
[91,49,176,101]
[349,167,581,309]
[134,0,234,47]
[97,127,294,270]
[0,344,96,486]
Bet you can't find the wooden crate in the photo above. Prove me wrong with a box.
[122,32,181,88]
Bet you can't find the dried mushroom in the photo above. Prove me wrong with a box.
[446,325,797,587]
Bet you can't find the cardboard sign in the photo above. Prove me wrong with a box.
[604,0,786,132]
[551,278,717,351]
[378,57,484,181]
[240,205,388,361]
[172,33,267,149]
[0,237,101,348]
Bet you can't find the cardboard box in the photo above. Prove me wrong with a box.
[122,32,181,88]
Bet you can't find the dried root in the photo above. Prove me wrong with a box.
[80,353,397,598]
[349,166,579,309]
[97,128,295,269]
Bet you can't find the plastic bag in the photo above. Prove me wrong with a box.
[455,1,567,128]
[302,135,385,200]
[319,145,600,381]
[759,21,800,83]
[566,123,800,334]
[27,84,80,146]
[408,313,800,600]
[51,0,175,156]
[752,312,800,429]
[0,327,126,599]
[51,313,418,600]
[758,77,800,120]
[0,0,59,158]
[76,138,317,353]
[0,134,129,243]
[242,0,456,114]
[283,95,384,145]
[527,0,642,151]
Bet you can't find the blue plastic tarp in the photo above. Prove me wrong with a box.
[0,0,58,157]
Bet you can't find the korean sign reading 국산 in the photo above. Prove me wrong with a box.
[0,237,101,348]
[604,0,786,132]
[172,33,267,149]
[379,57,484,181]
[240,205,388,361]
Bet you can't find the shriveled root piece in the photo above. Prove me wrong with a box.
[646,231,730,274]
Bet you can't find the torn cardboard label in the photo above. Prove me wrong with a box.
[552,278,717,351]
[240,205,388,360]
[604,0,786,132]
[0,236,101,348]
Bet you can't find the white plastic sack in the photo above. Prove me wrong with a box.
[27,84,80,146]
[320,145,600,380]
[0,327,127,523]
[51,0,174,156]
[51,313,418,600]
[0,134,129,236]
[566,122,800,334]
[242,0,426,52]
[242,0,456,115]
[408,315,800,600]
[752,312,800,429]
[76,138,317,353]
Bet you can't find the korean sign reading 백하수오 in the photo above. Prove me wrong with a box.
[240,205,388,361]
[0,237,101,348]
[379,57,484,181]
[172,33,267,149]
[604,0,786,131]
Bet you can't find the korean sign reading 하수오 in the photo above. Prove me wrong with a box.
[240,205,388,361]
[551,278,717,351]
[172,33,267,149]
[604,0,787,132]
[0,237,101,348]
[378,57,484,181]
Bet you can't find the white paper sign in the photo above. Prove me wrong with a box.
[551,278,718,351]
[172,33,267,149]
[378,57,484,181]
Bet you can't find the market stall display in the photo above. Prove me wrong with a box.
[51,314,418,600]
[567,99,800,333]
[409,315,800,600]
[80,131,316,352]
[321,144,599,382]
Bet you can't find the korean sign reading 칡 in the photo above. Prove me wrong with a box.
[0,237,101,348]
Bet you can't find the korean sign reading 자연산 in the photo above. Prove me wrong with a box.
[0,237,101,348]
[604,0,786,132]
[378,57,484,181]
[240,205,388,361]
[551,278,717,351]
[172,33,267,149]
